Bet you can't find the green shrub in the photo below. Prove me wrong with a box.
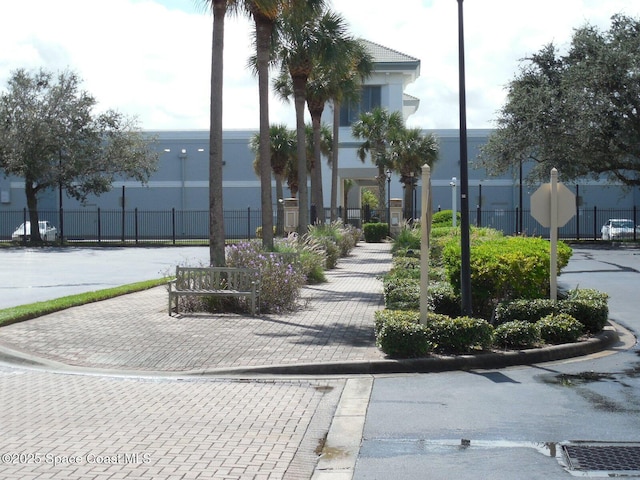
[443,236,573,319]
[389,256,421,279]
[493,289,609,334]
[373,309,420,336]
[363,222,388,242]
[226,241,307,313]
[376,319,434,358]
[432,209,460,227]
[307,221,360,258]
[428,281,461,317]
[537,313,584,344]
[563,289,609,332]
[559,298,608,333]
[493,298,557,325]
[273,237,327,284]
[493,321,541,349]
[392,225,421,252]
[426,316,494,353]
[384,277,420,310]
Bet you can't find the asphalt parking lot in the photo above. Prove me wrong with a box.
[0,246,209,309]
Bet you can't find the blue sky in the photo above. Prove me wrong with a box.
[2,0,640,131]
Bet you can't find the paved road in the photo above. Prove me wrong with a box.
[354,245,640,480]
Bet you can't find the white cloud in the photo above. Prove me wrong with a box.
[1,0,639,130]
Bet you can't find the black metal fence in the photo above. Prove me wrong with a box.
[1,205,638,243]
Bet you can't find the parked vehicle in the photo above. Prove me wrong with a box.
[601,218,638,240]
[11,221,58,242]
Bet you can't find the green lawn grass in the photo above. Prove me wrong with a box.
[0,278,169,327]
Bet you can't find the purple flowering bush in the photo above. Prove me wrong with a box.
[226,241,307,313]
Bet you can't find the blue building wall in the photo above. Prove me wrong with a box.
[1,128,638,222]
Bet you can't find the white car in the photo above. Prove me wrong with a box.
[601,218,637,240]
[11,221,58,242]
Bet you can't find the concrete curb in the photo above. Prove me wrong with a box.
[188,323,623,377]
[0,323,627,379]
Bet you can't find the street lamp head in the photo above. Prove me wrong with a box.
[386,169,392,180]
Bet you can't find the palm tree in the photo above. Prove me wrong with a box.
[389,128,439,219]
[275,6,347,233]
[351,107,405,220]
[304,122,332,222]
[304,29,366,224]
[249,124,296,234]
[243,0,325,248]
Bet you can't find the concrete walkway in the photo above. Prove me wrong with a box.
[0,242,390,374]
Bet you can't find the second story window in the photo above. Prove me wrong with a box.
[339,86,381,126]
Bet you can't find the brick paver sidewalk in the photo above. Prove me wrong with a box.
[0,241,391,480]
[0,242,391,373]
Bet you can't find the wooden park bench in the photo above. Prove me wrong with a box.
[168,266,260,316]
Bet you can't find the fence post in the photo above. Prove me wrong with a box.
[634,205,637,242]
[515,207,519,235]
[476,205,481,227]
[135,208,139,244]
[575,185,580,240]
[248,206,251,241]
[97,208,101,243]
[172,208,176,245]
[593,206,597,240]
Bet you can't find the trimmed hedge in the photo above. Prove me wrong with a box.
[363,222,388,243]
[493,321,540,349]
[426,316,494,354]
[443,236,573,319]
[376,319,434,358]
[494,298,557,325]
[373,310,493,357]
[537,313,584,344]
[494,288,609,333]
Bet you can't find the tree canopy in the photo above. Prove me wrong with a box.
[478,14,640,187]
[0,68,158,241]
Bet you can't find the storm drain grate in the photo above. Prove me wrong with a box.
[563,444,640,472]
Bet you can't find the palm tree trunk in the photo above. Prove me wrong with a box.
[330,101,340,222]
[311,112,325,224]
[377,164,386,222]
[293,75,309,233]
[208,0,226,266]
[275,175,284,235]
[255,17,274,248]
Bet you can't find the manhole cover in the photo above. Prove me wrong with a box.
[563,443,640,473]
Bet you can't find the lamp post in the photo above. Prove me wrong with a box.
[458,0,472,315]
[450,177,457,227]
[386,169,392,237]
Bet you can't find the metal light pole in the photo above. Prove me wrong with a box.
[458,0,472,315]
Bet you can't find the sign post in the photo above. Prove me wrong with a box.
[420,165,432,325]
[530,168,576,300]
